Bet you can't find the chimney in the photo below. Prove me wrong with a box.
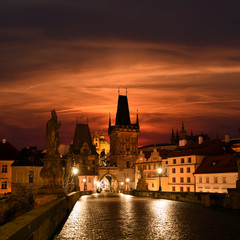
[225,135,230,143]
[2,139,6,144]
[198,136,203,144]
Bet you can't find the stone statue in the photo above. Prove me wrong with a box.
[46,110,61,157]
[136,167,148,191]
[39,110,64,194]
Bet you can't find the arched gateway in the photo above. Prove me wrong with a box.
[99,173,119,192]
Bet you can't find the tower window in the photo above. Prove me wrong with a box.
[126,161,130,168]
[29,171,34,183]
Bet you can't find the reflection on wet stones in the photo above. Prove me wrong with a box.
[54,193,240,240]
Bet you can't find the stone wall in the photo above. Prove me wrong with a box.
[0,191,92,240]
[129,190,235,209]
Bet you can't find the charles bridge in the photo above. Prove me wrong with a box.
[1,189,240,240]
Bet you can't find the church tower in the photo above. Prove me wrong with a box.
[108,94,140,169]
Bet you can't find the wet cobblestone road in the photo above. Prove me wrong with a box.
[54,193,240,240]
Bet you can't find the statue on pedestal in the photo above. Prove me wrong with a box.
[39,110,64,193]
[136,167,148,191]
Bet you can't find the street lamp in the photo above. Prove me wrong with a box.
[83,178,87,191]
[126,178,129,191]
[72,167,78,191]
[157,168,162,191]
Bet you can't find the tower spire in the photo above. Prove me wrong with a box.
[109,113,111,127]
[136,109,139,125]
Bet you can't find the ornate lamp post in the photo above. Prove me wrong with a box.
[157,168,162,191]
[83,178,87,191]
[126,178,129,191]
[72,167,78,191]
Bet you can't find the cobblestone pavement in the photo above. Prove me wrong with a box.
[54,193,240,240]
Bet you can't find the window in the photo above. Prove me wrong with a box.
[2,165,7,173]
[29,171,34,183]
[180,187,184,192]
[181,158,184,163]
[137,166,140,171]
[92,160,95,165]
[199,177,202,183]
[222,177,227,183]
[126,161,130,168]
[172,168,176,173]
[144,165,147,170]
[172,177,176,183]
[214,177,218,183]
[187,177,191,183]
[180,177,184,183]
[187,187,190,192]
[154,164,156,169]
[206,177,209,183]
[166,161,168,165]
[1,181,7,189]
[172,186,176,192]
[188,157,191,163]
[187,167,190,173]
[180,168,184,173]
[152,183,154,187]
[148,165,151,170]
[173,159,176,164]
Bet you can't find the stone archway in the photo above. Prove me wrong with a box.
[99,173,119,192]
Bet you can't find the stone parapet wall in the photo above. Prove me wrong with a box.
[129,190,238,209]
[0,191,92,240]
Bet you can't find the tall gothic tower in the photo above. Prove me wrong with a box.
[108,94,140,169]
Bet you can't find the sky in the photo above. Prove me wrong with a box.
[1,0,240,150]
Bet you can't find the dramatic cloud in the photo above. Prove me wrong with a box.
[1,1,240,149]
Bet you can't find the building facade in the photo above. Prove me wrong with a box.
[0,139,19,195]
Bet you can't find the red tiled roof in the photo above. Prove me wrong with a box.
[78,168,97,176]
[167,139,232,158]
[194,154,238,174]
[0,141,19,160]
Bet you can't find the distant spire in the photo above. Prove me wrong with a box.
[136,109,139,125]
[109,113,111,127]
[170,129,175,144]
[175,129,179,144]
[182,122,185,131]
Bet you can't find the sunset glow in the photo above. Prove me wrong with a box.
[1,1,240,149]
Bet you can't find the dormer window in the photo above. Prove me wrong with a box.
[211,161,217,167]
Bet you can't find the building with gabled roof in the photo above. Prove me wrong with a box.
[70,123,98,175]
[0,139,19,195]
[194,153,238,193]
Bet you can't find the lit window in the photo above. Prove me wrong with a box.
[2,165,7,173]
[172,168,176,173]
[206,177,209,183]
[180,177,184,183]
[214,177,218,183]
[181,158,184,163]
[29,171,34,183]
[1,181,7,189]
[187,167,190,173]
[180,168,184,173]
[222,177,227,183]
